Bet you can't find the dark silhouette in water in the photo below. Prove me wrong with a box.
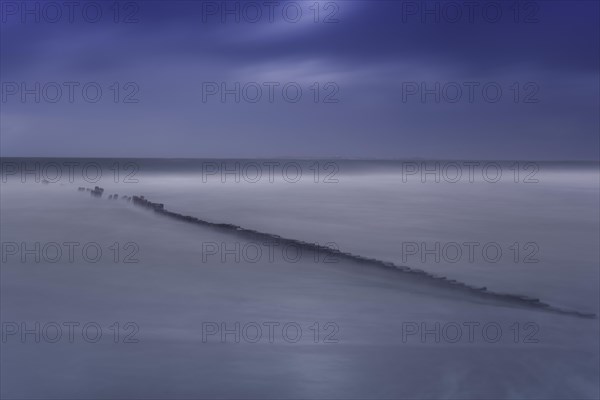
[90,186,104,197]
[80,187,596,319]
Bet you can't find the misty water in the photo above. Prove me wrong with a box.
[1,159,598,399]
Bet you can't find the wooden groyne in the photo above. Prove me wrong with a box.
[80,186,596,319]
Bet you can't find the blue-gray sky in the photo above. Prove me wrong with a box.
[0,0,598,159]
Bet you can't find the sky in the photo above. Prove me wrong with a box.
[0,0,598,160]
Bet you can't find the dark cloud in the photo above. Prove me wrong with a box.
[1,0,598,159]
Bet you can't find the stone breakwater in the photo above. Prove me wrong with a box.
[79,186,596,319]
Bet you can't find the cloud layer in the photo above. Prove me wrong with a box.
[1,0,598,159]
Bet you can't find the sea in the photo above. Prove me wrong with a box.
[1,158,598,399]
